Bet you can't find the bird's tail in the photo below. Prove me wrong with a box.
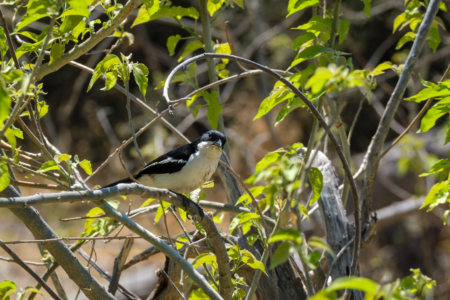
[102,177,135,188]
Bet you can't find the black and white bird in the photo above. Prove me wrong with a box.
[104,130,227,218]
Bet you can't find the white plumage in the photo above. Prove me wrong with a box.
[137,141,222,193]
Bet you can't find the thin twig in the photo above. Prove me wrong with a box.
[118,143,140,183]
[108,238,134,295]
[347,96,365,143]
[159,198,175,249]
[0,235,141,244]
[0,240,62,300]
[125,81,146,165]
[0,7,20,69]
[161,269,187,300]
[10,180,68,191]
[0,255,49,266]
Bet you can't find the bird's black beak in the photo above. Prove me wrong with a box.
[213,140,222,148]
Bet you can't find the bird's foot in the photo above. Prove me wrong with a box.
[175,192,204,221]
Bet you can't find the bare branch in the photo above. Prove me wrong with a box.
[359,0,441,262]
[108,238,134,295]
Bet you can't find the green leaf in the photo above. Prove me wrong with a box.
[132,63,149,97]
[38,161,60,173]
[247,234,259,246]
[337,19,350,44]
[102,72,117,91]
[229,212,260,233]
[419,103,450,133]
[396,32,416,49]
[49,43,65,65]
[15,0,52,31]
[290,45,333,68]
[309,236,335,258]
[140,198,156,208]
[393,13,406,32]
[298,204,309,221]
[207,0,226,16]
[420,181,450,211]
[309,277,378,300]
[142,0,160,18]
[0,80,11,124]
[233,0,244,9]
[88,55,120,91]
[59,15,84,35]
[0,280,17,300]
[154,201,170,223]
[360,0,372,18]
[292,32,316,51]
[175,236,190,250]
[309,167,323,205]
[0,27,8,58]
[54,154,71,163]
[79,159,92,175]
[255,152,281,173]
[61,0,90,18]
[268,229,302,244]
[275,97,306,126]
[15,43,38,59]
[166,35,181,56]
[203,90,222,130]
[213,43,231,63]
[371,61,393,76]
[287,0,320,17]
[428,23,440,52]
[406,84,450,102]
[439,2,447,11]
[191,104,202,118]
[270,242,295,269]
[241,249,267,274]
[192,253,216,268]
[0,162,10,192]
[236,186,265,206]
[37,101,48,119]
[188,62,198,79]
[303,249,321,269]
[84,207,104,230]
[213,212,225,224]
[132,5,200,27]
[178,40,203,62]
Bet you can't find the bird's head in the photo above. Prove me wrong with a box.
[199,130,227,149]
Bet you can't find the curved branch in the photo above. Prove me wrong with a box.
[163,53,361,275]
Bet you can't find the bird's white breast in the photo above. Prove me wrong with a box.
[138,141,222,193]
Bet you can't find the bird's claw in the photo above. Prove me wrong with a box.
[179,193,204,222]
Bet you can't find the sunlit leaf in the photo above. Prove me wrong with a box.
[61,0,90,18]
[203,90,222,130]
[0,162,10,192]
[268,229,302,244]
[140,198,155,208]
[292,32,316,51]
[0,80,11,124]
[178,40,203,62]
[154,201,171,223]
[270,241,295,269]
[192,253,216,268]
[167,35,181,56]
[309,167,323,205]
[360,0,372,18]
[287,0,320,17]
[337,19,350,44]
[143,0,160,18]
[54,154,71,163]
[229,212,260,233]
[236,186,265,206]
[309,236,335,258]
[49,43,65,65]
[132,63,149,97]
[15,0,52,31]
[38,161,60,173]
[88,55,120,91]
[207,0,225,16]
[79,159,92,175]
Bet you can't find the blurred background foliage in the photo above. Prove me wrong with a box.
[1,0,450,299]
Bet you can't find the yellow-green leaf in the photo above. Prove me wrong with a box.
[79,159,92,175]
[309,167,323,205]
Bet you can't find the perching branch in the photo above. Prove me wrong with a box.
[0,184,226,300]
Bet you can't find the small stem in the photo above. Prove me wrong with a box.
[329,0,342,50]
[125,81,146,165]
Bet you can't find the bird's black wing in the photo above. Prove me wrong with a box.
[103,143,195,188]
[134,143,195,178]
